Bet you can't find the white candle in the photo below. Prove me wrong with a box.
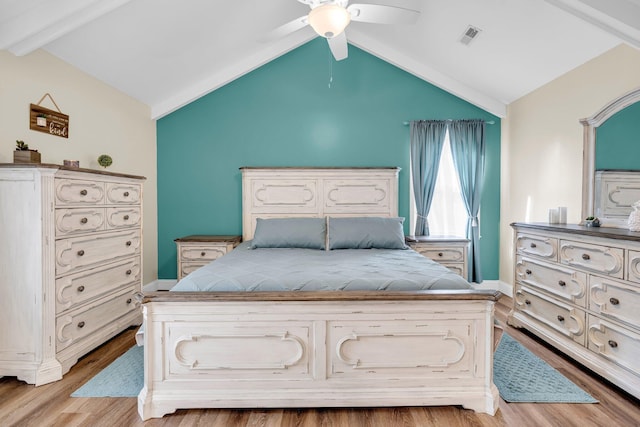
[558,207,567,224]
[549,208,559,224]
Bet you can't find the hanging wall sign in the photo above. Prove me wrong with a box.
[29,93,69,138]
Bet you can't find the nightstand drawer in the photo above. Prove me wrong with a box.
[175,235,242,281]
[181,262,208,278]
[411,246,464,263]
[180,244,230,262]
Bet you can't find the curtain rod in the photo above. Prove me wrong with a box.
[403,119,495,126]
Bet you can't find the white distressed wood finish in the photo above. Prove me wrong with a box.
[510,223,640,400]
[175,237,241,281]
[140,167,499,420]
[407,237,469,278]
[0,165,144,385]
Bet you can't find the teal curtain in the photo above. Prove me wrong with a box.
[449,120,486,283]
[410,120,447,236]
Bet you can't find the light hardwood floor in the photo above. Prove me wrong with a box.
[1,296,639,427]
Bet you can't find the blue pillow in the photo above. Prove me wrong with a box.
[328,217,408,250]
[251,217,326,250]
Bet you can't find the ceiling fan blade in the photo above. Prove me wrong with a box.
[261,15,309,42]
[327,31,348,61]
[347,4,420,24]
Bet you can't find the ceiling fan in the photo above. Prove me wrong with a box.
[265,0,420,61]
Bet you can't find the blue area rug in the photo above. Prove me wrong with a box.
[494,333,597,403]
[72,335,598,403]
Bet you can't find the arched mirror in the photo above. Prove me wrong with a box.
[581,87,640,228]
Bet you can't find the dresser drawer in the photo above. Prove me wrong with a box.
[515,233,558,261]
[515,256,587,306]
[56,258,141,313]
[180,244,230,262]
[55,208,105,236]
[106,206,142,229]
[411,246,465,263]
[106,182,141,204]
[56,286,139,352]
[514,284,586,345]
[589,276,640,329]
[628,250,640,284]
[588,316,640,377]
[55,179,105,205]
[560,239,624,279]
[55,230,141,276]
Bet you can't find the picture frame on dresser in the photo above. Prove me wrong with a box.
[0,164,145,385]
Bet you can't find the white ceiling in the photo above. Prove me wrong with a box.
[2,0,638,119]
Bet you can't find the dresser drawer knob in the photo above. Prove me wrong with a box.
[609,297,620,305]
[558,280,566,287]
[557,315,565,322]
[126,298,132,304]
[438,252,443,257]
[201,251,206,257]
[77,285,85,292]
[77,321,85,328]
[126,241,132,247]
[77,249,85,256]
[530,243,537,248]
[126,269,132,275]
[525,269,532,275]
[80,217,88,224]
[608,340,618,348]
[582,253,590,260]
[123,191,130,197]
[80,189,87,196]
[123,215,130,221]
[524,299,531,305]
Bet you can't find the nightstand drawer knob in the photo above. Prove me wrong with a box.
[80,217,88,224]
[77,249,85,256]
[80,189,87,196]
[530,243,537,248]
[438,252,443,257]
[582,253,590,260]
[525,269,532,275]
[557,315,565,322]
[126,241,132,247]
[524,299,531,305]
[126,298,132,304]
[126,269,132,275]
[558,280,566,287]
[123,215,130,221]
[609,297,620,305]
[608,340,618,348]
[201,251,206,257]
[77,321,85,328]
[77,285,85,292]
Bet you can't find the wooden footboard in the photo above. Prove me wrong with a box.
[138,290,501,420]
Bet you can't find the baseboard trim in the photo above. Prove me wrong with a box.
[143,279,177,293]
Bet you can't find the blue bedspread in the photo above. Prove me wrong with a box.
[171,241,472,292]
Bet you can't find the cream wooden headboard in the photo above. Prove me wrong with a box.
[240,167,401,241]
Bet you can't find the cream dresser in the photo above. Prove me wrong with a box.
[0,164,145,385]
[406,236,469,278]
[174,235,242,281]
[509,222,640,399]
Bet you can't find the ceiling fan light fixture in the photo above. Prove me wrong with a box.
[308,4,351,38]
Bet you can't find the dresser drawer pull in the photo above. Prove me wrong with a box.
[126,298,132,304]
[126,269,132,275]
[525,269,532,275]
[126,241,132,247]
[123,214,130,221]
[77,321,85,328]
[80,189,88,196]
[123,191,130,197]
[201,251,206,257]
[530,243,537,248]
[77,285,85,292]
[609,297,620,305]
[77,249,85,256]
[438,252,443,257]
[608,340,618,348]
[524,299,531,305]
[80,217,88,224]
[558,280,566,287]
[557,315,565,322]
[582,253,590,260]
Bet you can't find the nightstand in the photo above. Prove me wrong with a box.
[174,235,242,280]
[406,235,469,278]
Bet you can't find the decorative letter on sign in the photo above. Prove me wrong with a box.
[30,93,69,139]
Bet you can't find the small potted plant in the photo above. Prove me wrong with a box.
[14,140,41,164]
[585,216,600,227]
[97,154,113,168]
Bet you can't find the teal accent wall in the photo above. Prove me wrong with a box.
[157,38,501,280]
[596,101,640,170]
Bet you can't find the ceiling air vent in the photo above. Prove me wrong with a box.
[459,25,482,45]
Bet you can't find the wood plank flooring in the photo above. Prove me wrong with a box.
[1,296,639,427]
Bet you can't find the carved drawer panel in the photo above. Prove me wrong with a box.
[441,263,465,277]
[514,284,586,345]
[324,179,390,214]
[106,207,141,229]
[588,316,640,377]
[515,233,558,261]
[249,180,318,213]
[55,230,141,276]
[180,244,229,262]
[56,285,139,352]
[589,275,640,329]
[560,239,624,279]
[180,262,207,278]
[56,258,140,313]
[628,250,640,284]
[55,179,105,205]
[106,182,141,204]
[55,208,105,236]
[515,256,587,306]
[411,246,465,263]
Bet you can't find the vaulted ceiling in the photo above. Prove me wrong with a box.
[2,0,639,119]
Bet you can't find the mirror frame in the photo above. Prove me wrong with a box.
[580,87,640,224]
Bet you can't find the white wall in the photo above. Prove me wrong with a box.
[500,43,640,284]
[0,49,158,284]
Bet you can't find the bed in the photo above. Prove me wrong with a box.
[138,167,500,420]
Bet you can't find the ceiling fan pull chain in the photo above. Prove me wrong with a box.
[328,44,333,88]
